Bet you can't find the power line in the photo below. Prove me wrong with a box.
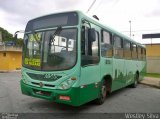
[122,29,160,33]
[91,0,119,13]
[87,0,96,13]
[91,0,103,12]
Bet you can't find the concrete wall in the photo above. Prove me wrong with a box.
[0,51,22,71]
[147,57,160,73]
[146,44,160,73]
[146,44,160,57]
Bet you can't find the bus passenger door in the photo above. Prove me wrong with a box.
[100,30,113,92]
[80,24,100,104]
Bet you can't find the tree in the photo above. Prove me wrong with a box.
[16,38,23,46]
[0,27,13,41]
[0,27,23,46]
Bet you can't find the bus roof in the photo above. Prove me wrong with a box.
[27,10,144,48]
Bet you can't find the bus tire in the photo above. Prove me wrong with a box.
[131,73,139,88]
[95,80,107,105]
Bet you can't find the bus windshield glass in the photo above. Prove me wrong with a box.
[22,28,77,71]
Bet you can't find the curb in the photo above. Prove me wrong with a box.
[139,82,160,89]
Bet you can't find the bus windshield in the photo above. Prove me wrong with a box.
[22,28,77,71]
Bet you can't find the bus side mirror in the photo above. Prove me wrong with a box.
[14,31,20,39]
[14,30,24,39]
[88,28,96,42]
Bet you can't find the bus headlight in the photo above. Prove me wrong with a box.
[58,78,76,90]
[22,79,28,84]
[22,74,29,84]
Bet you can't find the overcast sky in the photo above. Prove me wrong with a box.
[0,0,160,44]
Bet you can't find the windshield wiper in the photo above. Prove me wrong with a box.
[50,26,62,43]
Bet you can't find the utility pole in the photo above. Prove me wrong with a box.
[129,20,131,37]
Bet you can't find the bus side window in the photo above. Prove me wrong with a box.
[132,43,138,59]
[141,47,146,60]
[123,40,131,59]
[143,48,146,60]
[138,46,142,60]
[91,31,99,57]
[113,36,123,58]
[101,30,113,57]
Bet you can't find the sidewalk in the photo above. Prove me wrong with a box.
[140,77,160,89]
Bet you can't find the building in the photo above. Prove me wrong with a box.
[0,46,22,72]
[145,43,160,73]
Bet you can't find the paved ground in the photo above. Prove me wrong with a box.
[0,72,160,113]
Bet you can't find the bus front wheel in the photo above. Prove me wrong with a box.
[131,73,139,88]
[95,80,107,105]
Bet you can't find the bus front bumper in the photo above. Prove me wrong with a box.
[20,80,80,106]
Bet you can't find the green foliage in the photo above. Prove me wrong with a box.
[0,27,23,46]
[0,27,13,41]
[16,38,23,46]
[145,73,160,78]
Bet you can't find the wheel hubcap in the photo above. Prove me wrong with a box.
[135,75,138,85]
[101,85,106,99]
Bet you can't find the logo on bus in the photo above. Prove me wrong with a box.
[44,74,60,80]
[39,82,43,87]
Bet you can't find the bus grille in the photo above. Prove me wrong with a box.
[31,82,55,87]
[33,89,51,96]
[27,73,62,82]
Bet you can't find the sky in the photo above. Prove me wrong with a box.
[0,0,160,44]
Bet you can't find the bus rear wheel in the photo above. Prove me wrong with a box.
[95,81,107,105]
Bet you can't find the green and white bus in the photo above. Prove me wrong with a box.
[20,11,146,106]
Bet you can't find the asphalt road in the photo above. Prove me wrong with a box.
[0,72,160,113]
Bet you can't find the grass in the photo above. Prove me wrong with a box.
[145,73,160,78]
